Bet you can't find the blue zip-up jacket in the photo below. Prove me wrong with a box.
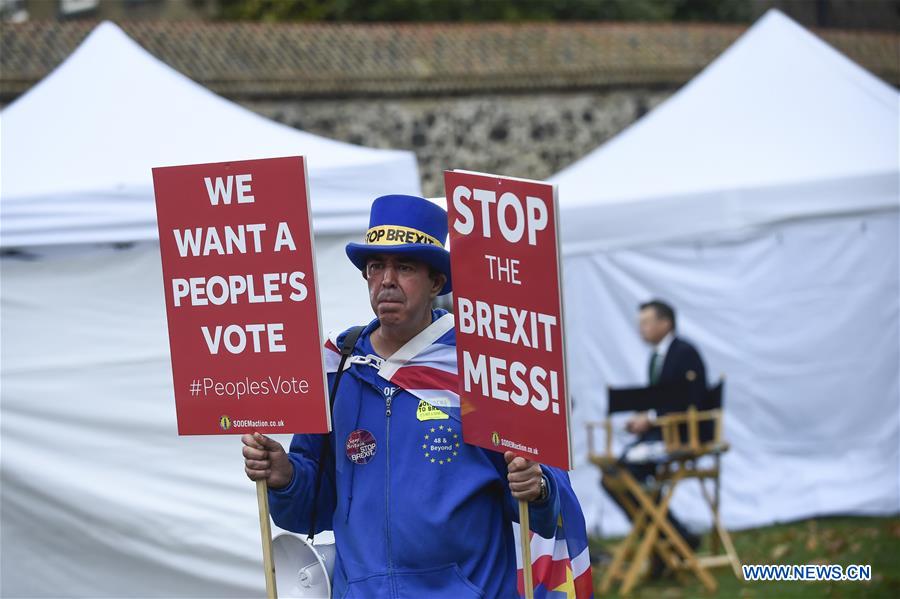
[269,313,569,598]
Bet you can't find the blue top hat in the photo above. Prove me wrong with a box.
[346,194,452,295]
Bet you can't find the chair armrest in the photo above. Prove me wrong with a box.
[657,408,725,454]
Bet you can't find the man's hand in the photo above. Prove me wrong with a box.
[504,451,545,503]
[242,432,293,490]
[626,412,653,434]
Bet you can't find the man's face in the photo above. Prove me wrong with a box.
[638,307,672,345]
[365,254,443,327]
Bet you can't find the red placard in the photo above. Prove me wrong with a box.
[444,170,572,470]
[152,157,329,436]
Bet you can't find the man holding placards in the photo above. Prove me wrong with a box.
[243,194,590,598]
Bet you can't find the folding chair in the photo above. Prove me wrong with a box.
[587,378,740,595]
[655,380,741,579]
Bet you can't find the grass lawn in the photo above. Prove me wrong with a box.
[590,516,900,598]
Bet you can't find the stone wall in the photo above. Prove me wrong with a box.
[242,88,673,197]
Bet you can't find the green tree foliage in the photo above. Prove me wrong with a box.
[218,0,754,23]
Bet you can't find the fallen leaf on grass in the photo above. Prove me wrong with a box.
[825,538,846,554]
[770,543,790,560]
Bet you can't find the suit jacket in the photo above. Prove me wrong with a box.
[641,336,707,443]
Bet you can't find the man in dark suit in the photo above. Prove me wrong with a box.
[626,300,708,442]
[601,299,707,559]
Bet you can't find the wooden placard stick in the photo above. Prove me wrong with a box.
[519,499,534,599]
[256,480,278,599]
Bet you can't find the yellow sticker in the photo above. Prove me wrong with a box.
[416,399,449,421]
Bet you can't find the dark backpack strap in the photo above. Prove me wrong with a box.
[329,326,365,410]
[306,325,365,543]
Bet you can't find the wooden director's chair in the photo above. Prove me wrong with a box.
[587,378,741,595]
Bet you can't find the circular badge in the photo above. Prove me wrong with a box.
[345,429,377,465]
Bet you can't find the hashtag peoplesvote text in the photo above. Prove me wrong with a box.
[190,376,310,400]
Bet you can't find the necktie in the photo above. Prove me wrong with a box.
[649,352,661,385]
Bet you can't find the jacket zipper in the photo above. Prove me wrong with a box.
[384,387,396,597]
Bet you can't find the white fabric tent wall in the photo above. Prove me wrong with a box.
[553,11,900,536]
[1,22,420,598]
[564,214,899,538]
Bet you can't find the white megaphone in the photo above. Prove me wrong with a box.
[273,533,336,598]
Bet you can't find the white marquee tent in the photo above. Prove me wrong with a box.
[1,22,420,597]
[554,10,900,536]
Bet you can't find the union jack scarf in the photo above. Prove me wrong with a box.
[324,313,594,599]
